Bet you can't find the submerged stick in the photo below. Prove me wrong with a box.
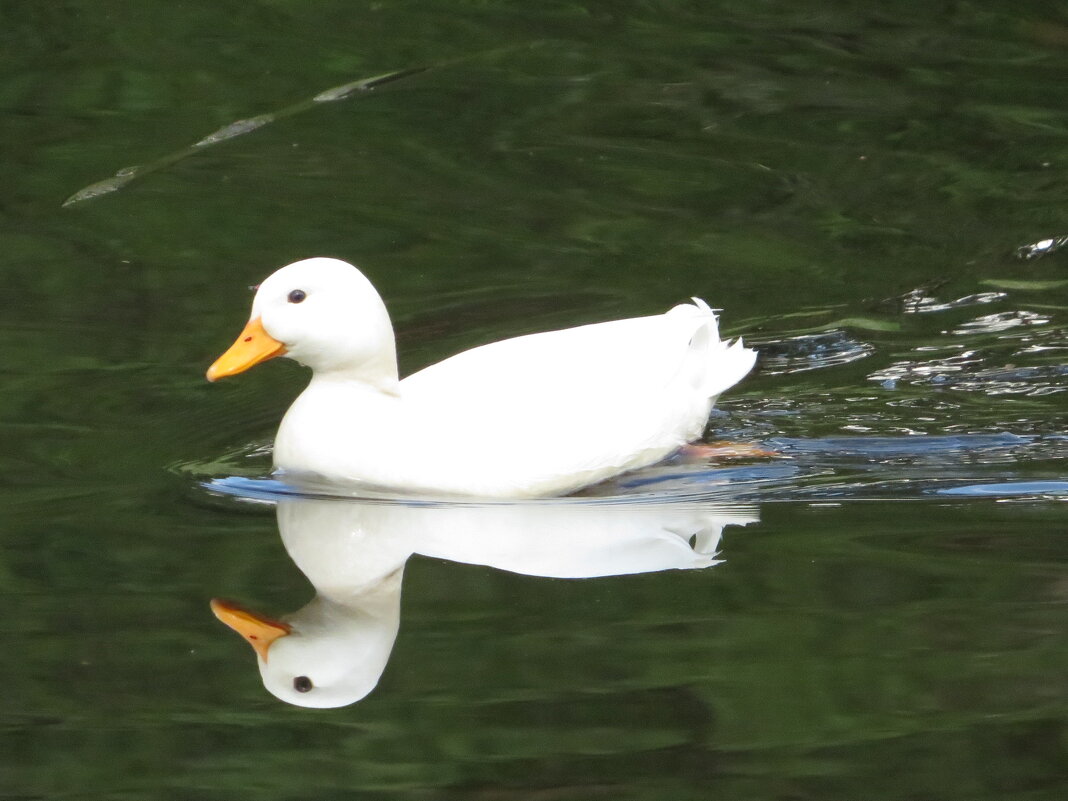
[62,66,428,208]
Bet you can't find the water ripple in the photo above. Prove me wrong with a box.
[869,318,1068,398]
[896,287,1007,314]
[756,330,873,375]
[192,432,1068,508]
[951,310,1051,335]
[1014,234,1068,260]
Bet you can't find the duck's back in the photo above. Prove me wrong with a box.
[392,302,755,496]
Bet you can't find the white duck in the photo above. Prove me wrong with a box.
[211,493,757,708]
[207,257,756,497]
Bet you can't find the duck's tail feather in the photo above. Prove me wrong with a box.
[703,336,757,398]
[672,299,756,398]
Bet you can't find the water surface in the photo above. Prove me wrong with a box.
[2,2,1067,798]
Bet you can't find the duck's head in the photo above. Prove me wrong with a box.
[210,591,400,709]
[207,257,397,385]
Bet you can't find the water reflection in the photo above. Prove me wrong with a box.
[211,491,758,708]
[1014,234,1068,260]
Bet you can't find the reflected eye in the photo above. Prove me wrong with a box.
[288,289,307,304]
[293,676,313,693]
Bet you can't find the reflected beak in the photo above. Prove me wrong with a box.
[210,598,292,662]
[206,317,287,382]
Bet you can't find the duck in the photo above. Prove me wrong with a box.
[206,257,756,498]
[210,492,758,707]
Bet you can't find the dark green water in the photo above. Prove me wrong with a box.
[3,2,1067,798]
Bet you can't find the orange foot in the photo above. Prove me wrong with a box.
[677,441,781,463]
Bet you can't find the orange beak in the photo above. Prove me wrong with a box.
[206,317,287,382]
[210,598,292,662]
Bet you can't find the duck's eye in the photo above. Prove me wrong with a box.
[293,676,313,693]
[288,289,307,304]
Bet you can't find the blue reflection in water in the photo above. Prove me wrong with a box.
[937,481,1068,497]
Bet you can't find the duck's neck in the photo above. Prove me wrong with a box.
[308,348,400,394]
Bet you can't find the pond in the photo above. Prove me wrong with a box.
[3,2,1066,798]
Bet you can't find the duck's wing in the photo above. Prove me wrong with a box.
[398,302,755,492]
[403,301,753,406]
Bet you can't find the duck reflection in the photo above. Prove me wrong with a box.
[211,495,757,708]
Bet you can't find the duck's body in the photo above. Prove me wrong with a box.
[208,258,756,498]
